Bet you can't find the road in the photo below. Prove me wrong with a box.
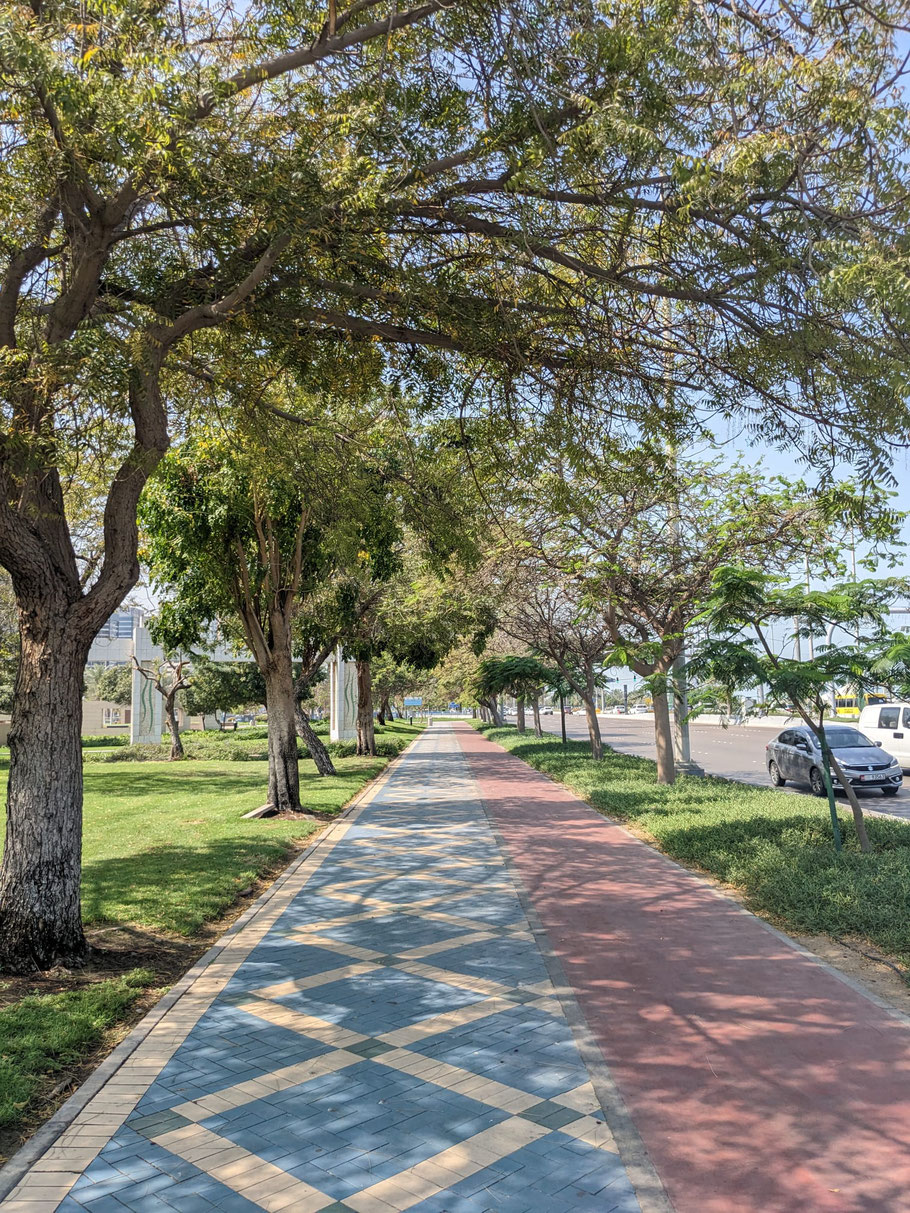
[537,711,910,821]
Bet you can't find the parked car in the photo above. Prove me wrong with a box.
[631,704,650,714]
[766,725,903,797]
[857,703,910,769]
[540,706,555,715]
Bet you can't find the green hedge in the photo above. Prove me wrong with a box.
[84,731,411,764]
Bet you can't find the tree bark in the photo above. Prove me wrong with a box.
[356,658,376,756]
[263,657,302,811]
[295,703,336,776]
[163,691,184,759]
[516,697,526,734]
[653,684,676,784]
[0,613,91,972]
[582,694,603,760]
[532,696,542,737]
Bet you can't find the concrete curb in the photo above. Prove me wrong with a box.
[0,735,420,1206]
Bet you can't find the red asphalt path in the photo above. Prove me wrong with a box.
[455,723,910,1213]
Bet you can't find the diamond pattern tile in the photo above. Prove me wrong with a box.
[14,726,640,1213]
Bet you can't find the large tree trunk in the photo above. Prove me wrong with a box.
[0,613,91,972]
[356,658,376,756]
[263,657,302,812]
[516,697,526,734]
[295,703,336,776]
[582,694,603,760]
[163,691,184,759]
[532,696,542,737]
[653,684,676,784]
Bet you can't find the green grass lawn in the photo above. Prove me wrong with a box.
[0,972,154,1130]
[0,720,421,1150]
[476,724,910,969]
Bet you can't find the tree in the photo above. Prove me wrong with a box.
[0,574,17,714]
[142,410,401,809]
[691,568,909,853]
[4,0,910,971]
[500,569,613,758]
[472,655,552,736]
[183,660,265,727]
[508,453,903,781]
[87,664,132,706]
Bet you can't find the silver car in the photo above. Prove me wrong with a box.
[766,725,903,798]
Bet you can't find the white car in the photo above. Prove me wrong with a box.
[857,703,910,769]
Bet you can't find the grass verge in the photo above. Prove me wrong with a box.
[0,972,153,1130]
[475,724,910,969]
[0,720,421,1156]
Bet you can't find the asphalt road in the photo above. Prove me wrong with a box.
[536,712,910,821]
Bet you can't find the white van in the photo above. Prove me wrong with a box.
[857,703,910,769]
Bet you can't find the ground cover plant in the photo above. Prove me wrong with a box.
[476,725,910,969]
[0,721,420,1154]
[82,722,411,765]
[0,972,153,1131]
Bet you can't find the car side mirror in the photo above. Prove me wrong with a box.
[876,740,883,747]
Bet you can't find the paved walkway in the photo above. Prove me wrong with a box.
[459,726,910,1213]
[4,726,644,1213]
[7,722,910,1213]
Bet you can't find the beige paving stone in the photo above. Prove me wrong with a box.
[402,1159,465,1188]
[252,959,375,999]
[5,1181,79,1202]
[555,1081,602,1114]
[1,1199,67,1212]
[258,1188,332,1213]
[560,1113,620,1152]
[344,1190,402,1213]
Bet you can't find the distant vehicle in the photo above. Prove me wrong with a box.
[835,691,888,718]
[766,725,902,797]
[631,704,649,715]
[611,706,628,715]
[540,706,554,715]
[858,703,910,769]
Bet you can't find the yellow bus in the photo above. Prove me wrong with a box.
[834,691,888,718]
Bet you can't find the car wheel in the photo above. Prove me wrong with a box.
[768,761,785,787]
[882,787,900,798]
[809,767,827,797]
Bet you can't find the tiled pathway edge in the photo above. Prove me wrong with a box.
[4,726,644,1213]
[457,723,910,1213]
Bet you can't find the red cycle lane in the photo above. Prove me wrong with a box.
[456,723,910,1213]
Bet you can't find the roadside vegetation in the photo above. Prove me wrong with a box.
[81,722,414,766]
[476,725,910,969]
[0,720,419,1156]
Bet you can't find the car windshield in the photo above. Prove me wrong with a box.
[824,727,874,749]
